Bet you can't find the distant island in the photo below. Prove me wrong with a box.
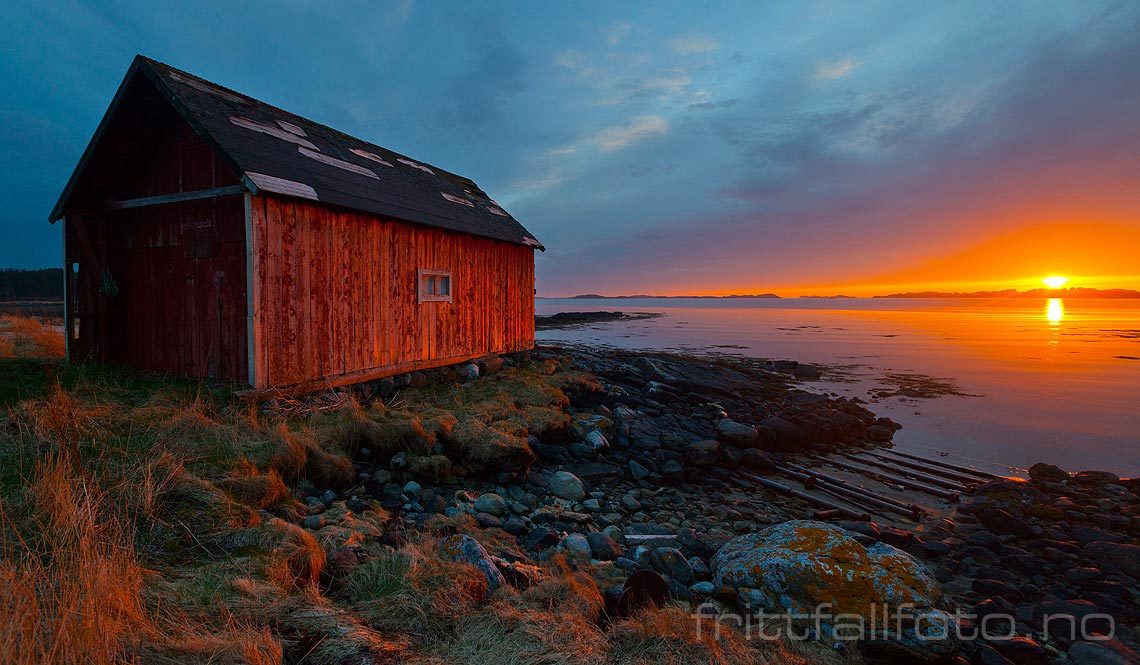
[875,287,1140,299]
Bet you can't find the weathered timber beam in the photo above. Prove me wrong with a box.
[844,454,968,491]
[107,185,243,210]
[735,470,870,521]
[776,464,906,519]
[810,454,960,501]
[863,450,984,485]
[878,449,1002,481]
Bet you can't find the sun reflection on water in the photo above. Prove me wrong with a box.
[1046,298,1064,325]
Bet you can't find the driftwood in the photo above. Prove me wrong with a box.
[623,534,678,543]
[863,451,983,486]
[810,455,961,501]
[878,449,1001,481]
[735,470,870,521]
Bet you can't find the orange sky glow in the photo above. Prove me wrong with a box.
[675,222,1140,298]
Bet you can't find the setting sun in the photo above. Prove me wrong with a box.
[1043,275,1070,289]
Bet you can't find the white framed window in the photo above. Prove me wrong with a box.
[418,269,452,303]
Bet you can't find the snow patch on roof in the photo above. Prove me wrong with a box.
[276,120,306,136]
[397,158,434,175]
[441,192,474,207]
[350,148,394,167]
[230,116,318,150]
[245,172,319,201]
[298,147,378,179]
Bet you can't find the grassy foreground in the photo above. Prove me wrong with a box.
[0,315,846,664]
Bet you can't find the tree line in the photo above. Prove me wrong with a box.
[0,268,64,300]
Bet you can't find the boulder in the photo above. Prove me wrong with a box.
[715,419,759,446]
[548,471,586,501]
[1065,639,1140,664]
[989,636,1048,665]
[684,440,720,467]
[457,363,480,382]
[711,520,957,663]
[585,430,609,451]
[739,449,777,473]
[586,531,623,561]
[559,533,592,560]
[1029,462,1070,484]
[650,547,694,585]
[524,526,559,552]
[1073,471,1120,485]
[439,534,505,591]
[473,493,508,517]
[757,416,802,451]
[977,508,1033,538]
[1082,542,1140,578]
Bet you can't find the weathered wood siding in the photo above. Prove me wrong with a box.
[102,195,247,380]
[65,102,248,382]
[248,194,535,388]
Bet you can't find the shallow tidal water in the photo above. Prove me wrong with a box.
[536,298,1140,478]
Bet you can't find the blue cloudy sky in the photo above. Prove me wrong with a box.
[2,1,1138,295]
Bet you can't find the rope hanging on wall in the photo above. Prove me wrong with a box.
[99,268,119,299]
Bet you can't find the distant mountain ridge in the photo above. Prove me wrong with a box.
[874,287,1140,299]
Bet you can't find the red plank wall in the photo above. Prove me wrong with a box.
[247,194,536,389]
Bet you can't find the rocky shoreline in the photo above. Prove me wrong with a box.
[288,344,1139,665]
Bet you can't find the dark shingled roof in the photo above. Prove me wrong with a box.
[50,55,543,250]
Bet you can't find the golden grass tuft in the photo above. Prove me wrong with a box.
[0,455,147,665]
[317,400,433,460]
[270,424,354,489]
[134,620,284,665]
[0,315,65,359]
[438,600,607,665]
[518,555,603,621]
[606,606,766,665]
[265,519,326,590]
[216,460,291,509]
[7,385,112,448]
[338,538,489,640]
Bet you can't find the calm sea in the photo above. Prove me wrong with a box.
[536,298,1140,478]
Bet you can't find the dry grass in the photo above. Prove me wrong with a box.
[6,385,113,449]
[265,518,326,590]
[316,400,433,460]
[0,315,65,360]
[216,460,291,509]
[0,455,147,665]
[0,348,861,665]
[607,606,767,665]
[271,424,354,489]
[338,537,489,639]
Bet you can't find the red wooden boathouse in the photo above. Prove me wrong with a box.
[49,56,543,390]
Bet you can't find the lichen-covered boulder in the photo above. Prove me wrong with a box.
[711,520,958,662]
